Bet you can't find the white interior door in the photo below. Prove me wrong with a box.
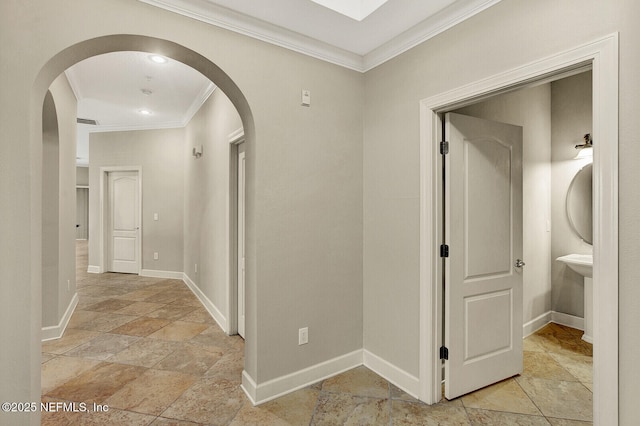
[108,171,140,274]
[444,112,523,399]
[76,187,89,240]
[237,146,246,338]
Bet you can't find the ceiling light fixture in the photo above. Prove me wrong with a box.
[139,109,152,115]
[149,54,168,64]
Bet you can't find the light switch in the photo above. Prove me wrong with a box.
[298,327,308,345]
[154,213,158,221]
[301,90,311,107]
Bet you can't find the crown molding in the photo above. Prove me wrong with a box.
[88,121,186,133]
[138,0,364,71]
[182,81,216,125]
[138,0,502,73]
[363,0,502,71]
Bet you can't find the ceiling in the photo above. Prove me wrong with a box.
[70,0,502,166]
[67,52,214,166]
[139,0,502,71]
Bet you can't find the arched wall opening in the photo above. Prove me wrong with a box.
[30,33,257,407]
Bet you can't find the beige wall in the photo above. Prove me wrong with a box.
[0,0,363,420]
[363,0,639,422]
[183,88,242,327]
[76,166,89,186]
[41,75,78,329]
[455,83,553,328]
[3,0,640,423]
[42,92,60,327]
[550,72,593,317]
[89,128,185,273]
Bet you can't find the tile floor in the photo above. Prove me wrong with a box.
[41,241,593,425]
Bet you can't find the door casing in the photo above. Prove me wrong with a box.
[99,166,142,274]
[227,128,245,336]
[237,146,246,338]
[419,33,619,424]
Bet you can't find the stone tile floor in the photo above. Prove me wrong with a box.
[41,241,593,425]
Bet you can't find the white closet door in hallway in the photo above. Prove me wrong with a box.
[108,171,140,274]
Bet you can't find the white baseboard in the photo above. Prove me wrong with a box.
[551,311,584,331]
[87,265,101,274]
[523,311,552,338]
[140,269,183,279]
[241,349,363,405]
[42,293,79,342]
[182,273,228,332]
[241,371,259,405]
[522,310,584,338]
[363,349,420,399]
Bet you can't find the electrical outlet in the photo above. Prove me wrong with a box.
[298,327,308,345]
[154,252,159,260]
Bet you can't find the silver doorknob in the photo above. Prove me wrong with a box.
[515,259,525,268]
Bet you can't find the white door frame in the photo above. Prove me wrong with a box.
[419,34,618,424]
[99,166,143,274]
[227,128,245,335]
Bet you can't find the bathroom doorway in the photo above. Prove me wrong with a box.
[438,71,594,418]
[419,34,618,423]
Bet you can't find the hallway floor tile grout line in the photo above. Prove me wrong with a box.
[41,241,593,425]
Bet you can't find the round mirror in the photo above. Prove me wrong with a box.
[566,163,593,244]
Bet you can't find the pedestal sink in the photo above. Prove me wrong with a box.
[556,254,593,343]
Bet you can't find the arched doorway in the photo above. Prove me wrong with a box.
[31,34,256,422]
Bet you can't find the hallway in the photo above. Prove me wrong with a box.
[41,242,593,424]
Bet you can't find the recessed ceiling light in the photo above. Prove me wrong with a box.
[149,54,168,64]
[139,109,152,115]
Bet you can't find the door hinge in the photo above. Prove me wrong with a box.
[440,346,449,360]
[440,244,449,258]
[440,141,449,155]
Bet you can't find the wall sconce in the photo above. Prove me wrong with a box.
[192,145,203,158]
[574,134,593,159]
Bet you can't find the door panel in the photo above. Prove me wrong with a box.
[445,113,523,399]
[108,171,140,274]
[465,137,512,277]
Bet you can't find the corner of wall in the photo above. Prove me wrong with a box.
[245,350,362,405]
[182,272,228,333]
[41,293,78,341]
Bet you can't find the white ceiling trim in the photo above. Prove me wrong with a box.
[138,0,502,72]
[182,82,217,126]
[87,120,188,133]
[363,0,502,71]
[138,0,364,71]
